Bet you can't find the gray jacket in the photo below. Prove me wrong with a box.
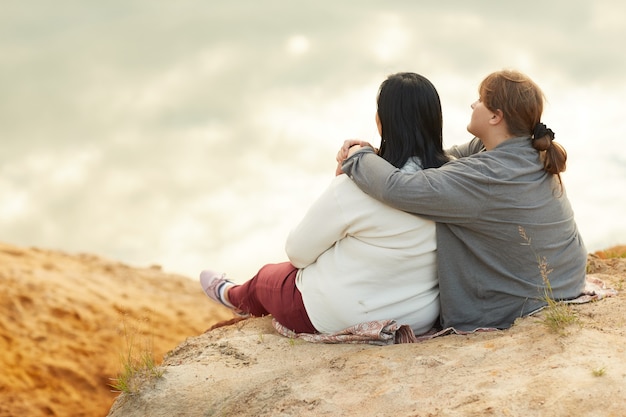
[342,136,587,330]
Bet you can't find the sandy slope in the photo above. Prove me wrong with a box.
[1,240,624,417]
[0,242,231,417]
[108,253,626,417]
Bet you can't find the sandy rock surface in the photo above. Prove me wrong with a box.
[108,254,626,417]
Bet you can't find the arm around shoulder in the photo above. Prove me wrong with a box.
[341,149,413,208]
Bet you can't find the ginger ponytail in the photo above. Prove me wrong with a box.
[532,122,567,185]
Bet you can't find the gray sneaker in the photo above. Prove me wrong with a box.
[199,269,249,317]
[199,270,233,306]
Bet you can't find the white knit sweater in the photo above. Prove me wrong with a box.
[287,158,439,335]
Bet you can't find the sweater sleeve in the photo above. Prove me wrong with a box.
[446,137,485,158]
[285,176,350,268]
[341,148,486,223]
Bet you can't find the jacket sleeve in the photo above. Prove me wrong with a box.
[446,137,485,158]
[285,177,350,268]
[341,149,486,223]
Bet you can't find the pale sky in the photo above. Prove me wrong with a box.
[1,1,625,280]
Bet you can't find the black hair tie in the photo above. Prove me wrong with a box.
[533,122,555,141]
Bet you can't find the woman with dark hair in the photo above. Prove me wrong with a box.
[339,69,587,331]
[200,72,448,336]
[376,73,449,170]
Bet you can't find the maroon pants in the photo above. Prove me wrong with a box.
[227,262,317,334]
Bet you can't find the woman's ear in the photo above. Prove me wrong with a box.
[375,112,382,136]
[489,109,504,126]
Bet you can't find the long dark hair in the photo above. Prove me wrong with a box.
[376,72,449,169]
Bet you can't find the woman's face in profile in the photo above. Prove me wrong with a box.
[467,99,493,138]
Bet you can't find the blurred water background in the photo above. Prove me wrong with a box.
[2,1,625,280]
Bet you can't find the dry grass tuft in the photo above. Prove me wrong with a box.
[518,226,579,334]
[109,314,164,395]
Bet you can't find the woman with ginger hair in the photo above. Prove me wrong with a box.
[339,69,587,331]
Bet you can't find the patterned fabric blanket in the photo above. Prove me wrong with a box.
[272,274,618,346]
